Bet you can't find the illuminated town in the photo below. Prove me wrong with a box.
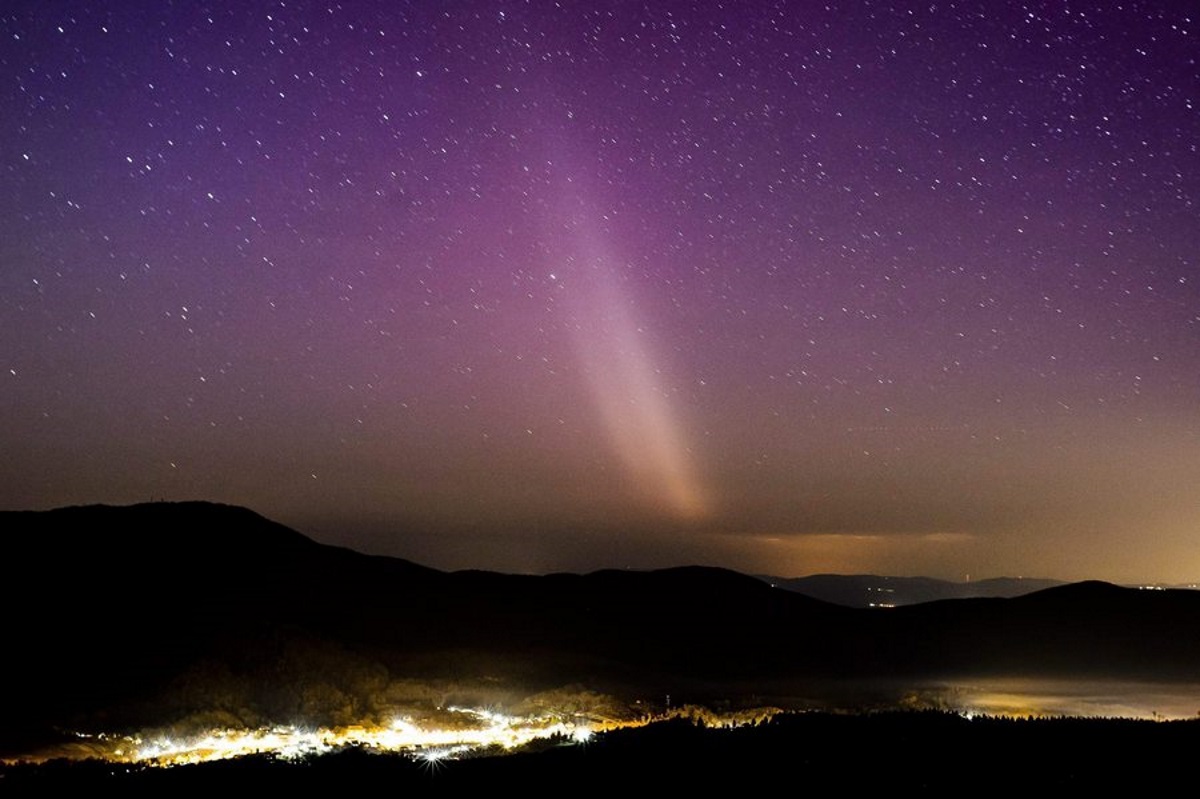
[7,703,786,768]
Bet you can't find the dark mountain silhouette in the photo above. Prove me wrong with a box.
[761,573,1064,607]
[4,502,1200,753]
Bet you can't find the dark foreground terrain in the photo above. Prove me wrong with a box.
[5,501,1200,781]
[5,712,1198,793]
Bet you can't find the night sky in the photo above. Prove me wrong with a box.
[2,2,1197,582]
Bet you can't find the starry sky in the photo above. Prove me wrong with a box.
[2,1,1197,582]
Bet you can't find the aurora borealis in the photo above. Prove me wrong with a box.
[1,2,1197,581]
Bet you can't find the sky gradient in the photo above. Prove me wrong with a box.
[2,1,1197,582]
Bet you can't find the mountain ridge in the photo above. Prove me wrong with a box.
[4,501,1199,752]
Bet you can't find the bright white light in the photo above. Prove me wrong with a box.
[86,706,606,767]
[8,703,780,768]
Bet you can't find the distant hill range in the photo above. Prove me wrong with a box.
[761,574,1197,608]
[759,574,1066,607]
[4,502,1200,752]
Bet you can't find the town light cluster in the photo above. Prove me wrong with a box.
[6,704,784,768]
[113,706,595,767]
